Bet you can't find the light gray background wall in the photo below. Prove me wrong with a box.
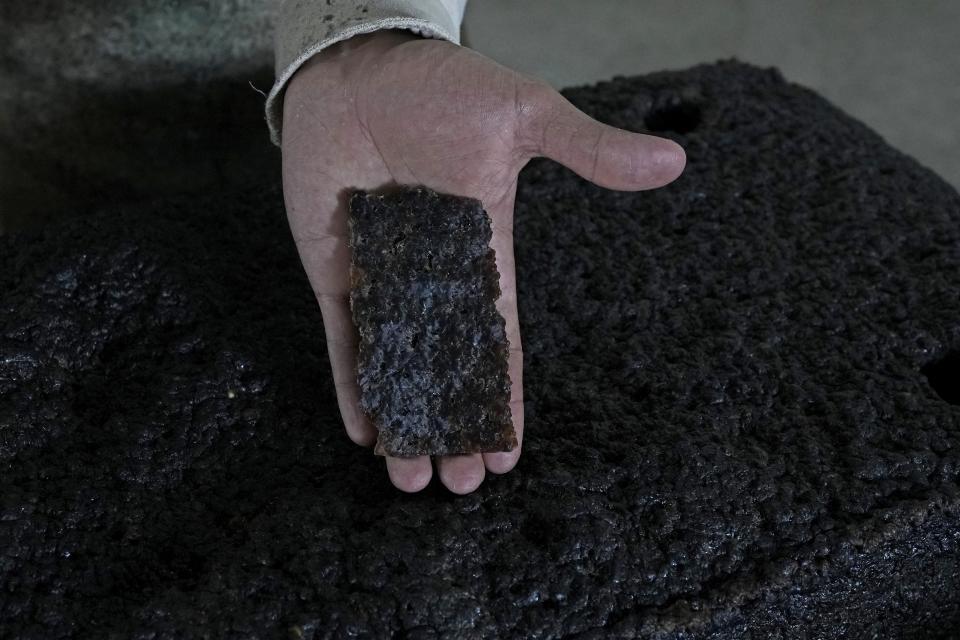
[464,0,960,189]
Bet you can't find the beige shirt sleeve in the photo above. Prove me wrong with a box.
[265,0,468,147]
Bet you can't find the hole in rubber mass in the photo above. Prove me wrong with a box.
[923,350,960,405]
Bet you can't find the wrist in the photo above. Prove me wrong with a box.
[283,28,426,132]
[307,29,423,68]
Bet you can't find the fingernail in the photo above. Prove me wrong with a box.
[486,450,519,474]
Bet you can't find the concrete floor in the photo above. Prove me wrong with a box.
[464,0,960,189]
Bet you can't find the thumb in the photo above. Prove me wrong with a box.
[516,80,686,191]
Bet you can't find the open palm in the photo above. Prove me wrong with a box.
[280,30,685,494]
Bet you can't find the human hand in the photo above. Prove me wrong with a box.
[280,30,685,494]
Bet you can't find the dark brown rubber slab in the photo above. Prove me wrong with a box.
[347,187,516,457]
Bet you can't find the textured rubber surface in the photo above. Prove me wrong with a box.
[348,188,515,457]
[2,61,959,638]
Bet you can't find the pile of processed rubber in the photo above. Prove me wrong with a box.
[2,61,959,638]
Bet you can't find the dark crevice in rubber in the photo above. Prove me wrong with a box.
[923,349,960,405]
[645,101,702,134]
